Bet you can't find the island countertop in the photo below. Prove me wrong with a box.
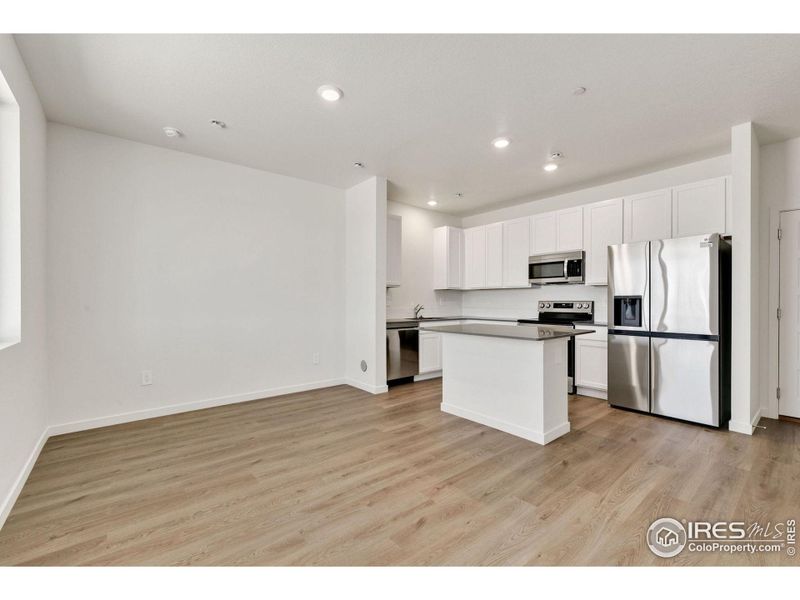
[421,323,595,341]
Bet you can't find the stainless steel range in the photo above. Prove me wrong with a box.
[518,300,594,394]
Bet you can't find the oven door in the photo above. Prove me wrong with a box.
[529,251,585,284]
[528,258,568,284]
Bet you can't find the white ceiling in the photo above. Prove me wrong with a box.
[15,34,800,215]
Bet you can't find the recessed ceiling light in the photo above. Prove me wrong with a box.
[210,120,226,128]
[491,137,511,149]
[317,85,343,102]
[427,200,438,207]
[543,163,559,172]
[353,162,365,168]
[455,192,463,198]
[163,126,182,138]
[573,86,587,96]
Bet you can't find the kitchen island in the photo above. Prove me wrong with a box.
[421,323,593,445]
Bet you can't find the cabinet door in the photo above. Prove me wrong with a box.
[583,198,623,285]
[486,223,503,288]
[464,226,487,288]
[386,215,402,287]
[447,227,464,289]
[502,217,530,287]
[556,207,584,251]
[418,332,442,373]
[623,189,672,242]
[432,227,447,289]
[530,212,557,254]
[575,338,608,390]
[434,226,464,289]
[671,177,727,239]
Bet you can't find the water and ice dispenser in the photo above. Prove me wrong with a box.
[613,296,643,328]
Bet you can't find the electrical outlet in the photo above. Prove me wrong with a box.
[312,353,320,365]
[141,370,153,386]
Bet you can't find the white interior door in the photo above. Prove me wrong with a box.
[779,210,800,418]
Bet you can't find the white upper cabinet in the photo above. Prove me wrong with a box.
[529,212,557,254]
[502,217,530,287]
[583,198,623,286]
[463,222,511,289]
[671,176,728,238]
[485,223,504,288]
[623,188,672,243]
[530,208,583,255]
[555,207,584,251]
[386,214,402,287]
[433,226,464,289]
[464,226,487,289]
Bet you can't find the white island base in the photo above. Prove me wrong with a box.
[439,332,570,445]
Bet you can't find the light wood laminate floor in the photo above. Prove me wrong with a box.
[1,380,798,565]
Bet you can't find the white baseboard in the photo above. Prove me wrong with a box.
[0,427,49,531]
[441,402,570,446]
[729,408,762,436]
[345,379,389,395]
[576,386,607,400]
[413,371,441,382]
[48,378,347,436]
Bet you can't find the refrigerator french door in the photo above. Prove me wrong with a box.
[607,241,650,413]
[608,234,731,427]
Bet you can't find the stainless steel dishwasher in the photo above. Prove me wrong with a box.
[386,322,419,383]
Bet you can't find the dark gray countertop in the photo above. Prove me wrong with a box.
[421,323,595,341]
[386,315,519,327]
[387,316,607,327]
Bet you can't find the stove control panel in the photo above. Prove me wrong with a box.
[538,300,593,314]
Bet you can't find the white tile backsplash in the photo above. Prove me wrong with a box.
[460,285,608,322]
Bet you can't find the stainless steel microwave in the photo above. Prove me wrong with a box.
[528,250,585,284]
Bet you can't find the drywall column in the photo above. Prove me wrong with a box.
[344,176,388,393]
[729,122,760,434]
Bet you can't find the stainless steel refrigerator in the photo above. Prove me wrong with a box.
[607,233,731,427]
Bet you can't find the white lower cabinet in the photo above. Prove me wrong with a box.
[418,331,442,374]
[575,326,607,399]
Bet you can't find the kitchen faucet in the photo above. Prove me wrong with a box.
[414,304,424,319]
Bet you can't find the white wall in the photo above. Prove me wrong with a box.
[386,200,462,319]
[47,124,347,430]
[0,69,21,347]
[0,36,48,527]
[345,177,387,393]
[462,154,731,227]
[759,135,800,419]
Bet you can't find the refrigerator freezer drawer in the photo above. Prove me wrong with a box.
[651,336,719,426]
[608,333,650,413]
